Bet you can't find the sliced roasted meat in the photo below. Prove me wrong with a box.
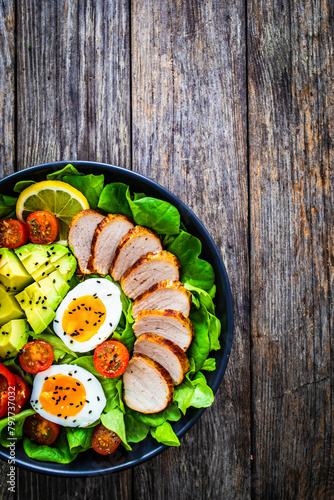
[123,353,174,413]
[133,333,190,385]
[132,280,192,318]
[68,209,105,274]
[120,251,180,300]
[133,310,194,351]
[110,226,162,281]
[88,214,134,275]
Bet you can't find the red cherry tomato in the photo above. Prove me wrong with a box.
[24,413,60,445]
[19,340,54,374]
[91,424,121,455]
[94,341,129,378]
[12,374,30,414]
[25,211,59,244]
[0,363,16,417]
[0,219,28,249]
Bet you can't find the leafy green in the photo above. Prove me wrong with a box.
[187,304,211,371]
[101,408,131,450]
[23,430,80,463]
[126,188,180,234]
[13,180,36,193]
[128,403,181,428]
[98,182,180,234]
[207,312,221,351]
[174,371,214,415]
[65,427,94,454]
[184,283,215,314]
[3,358,33,385]
[0,194,17,219]
[46,164,83,181]
[150,422,180,447]
[0,409,35,447]
[124,414,149,443]
[98,182,132,218]
[201,358,216,372]
[62,174,104,210]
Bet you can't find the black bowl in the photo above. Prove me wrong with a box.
[0,161,233,476]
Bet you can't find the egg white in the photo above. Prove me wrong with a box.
[30,364,106,427]
[53,278,122,352]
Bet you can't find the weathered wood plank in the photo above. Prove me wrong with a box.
[0,0,15,178]
[15,0,132,497]
[0,1,15,498]
[248,0,334,497]
[16,0,131,169]
[131,1,250,498]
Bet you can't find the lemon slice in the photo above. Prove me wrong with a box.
[16,180,90,243]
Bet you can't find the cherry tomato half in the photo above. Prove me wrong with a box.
[0,219,28,249]
[24,413,60,446]
[94,341,129,378]
[25,211,59,245]
[0,363,16,418]
[13,374,30,414]
[19,340,54,374]
[91,424,121,455]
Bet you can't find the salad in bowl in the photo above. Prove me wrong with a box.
[0,162,232,474]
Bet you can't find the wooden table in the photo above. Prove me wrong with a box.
[0,1,333,498]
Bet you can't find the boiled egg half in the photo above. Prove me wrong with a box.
[53,278,122,353]
[30,364,106,427]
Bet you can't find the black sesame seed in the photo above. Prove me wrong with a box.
[45,376,49,380]
[76,382,80,386]
[53,279,56,283]
[97,396,100,401]
[55,319,59,323]
[89,410,92,414]
[87,378,92,381]
[85,320,89,324]
[57,414,62,417]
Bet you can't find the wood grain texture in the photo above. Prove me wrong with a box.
[0,1,15,498]
[16,0,131,169]
[0,0,15,178]
[248,0,334,497]
[131,0,250,498]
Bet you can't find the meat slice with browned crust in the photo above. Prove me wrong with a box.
[68,209,105,274]
[132,280,192,318]
[123,353,174,413]
[120,251,180,300]
[110,226,162,281]
[88,214,134,275]
[133,333,190,385]
[133,309,194,351]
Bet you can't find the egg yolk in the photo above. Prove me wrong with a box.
[62,295,107,342]
[39,374,86,418]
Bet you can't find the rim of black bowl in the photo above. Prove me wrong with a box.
[0,161,234,476]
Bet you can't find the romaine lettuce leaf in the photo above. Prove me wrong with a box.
[101,408,131,450]
[124,414,149,443]
[23,430,79,463]
[174,372,214,415]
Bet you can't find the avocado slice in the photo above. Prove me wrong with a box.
[47,270,70,299]
[15,287,56,334]
[0,248,33,293]
[15,243,77,283]
[38,275,62,309]
[0,319,29,359]
[0,283,25,326]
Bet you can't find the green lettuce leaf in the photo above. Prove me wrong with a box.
[13,180,36,193]
[101,408,131,450]
[30,330,78,362]
[23,429,79,463]
[98,182,132,218]
[126,188,180,234]
[201,358,216,371]
[207,312,221,351]
[128,403,181,428]
[0,409,35,447]
[184,282,215,314]
[62,174,104,210]
[174,372,214,415]
[124,414,149,443]
[0,194,17,219]
[65,427,94,454]
[166,231,215,290]
[46,164,83,181]
[187,304,211,371]
[150,422,180,447]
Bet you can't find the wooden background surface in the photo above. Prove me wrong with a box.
[0,0,333,498]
